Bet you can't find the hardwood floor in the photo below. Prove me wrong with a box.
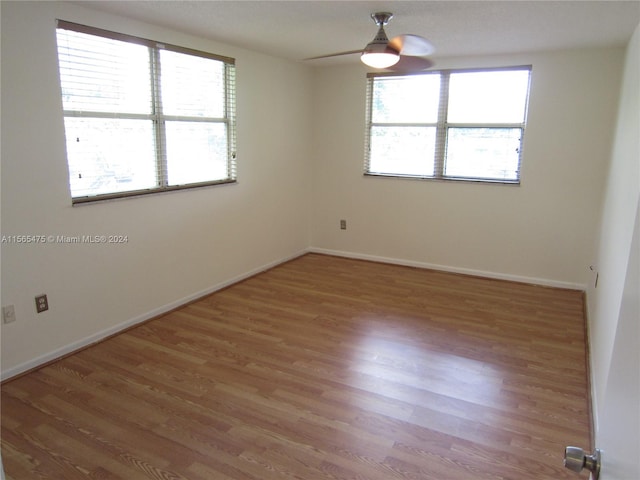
[1,253,592,479]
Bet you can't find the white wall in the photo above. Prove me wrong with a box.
[310,49,624,288]
[0,1,313,378]
[586,23,640,434]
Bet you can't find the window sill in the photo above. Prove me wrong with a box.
[363,172,520,186]
[71,179,237,205]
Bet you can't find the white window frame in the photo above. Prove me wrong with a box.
[56,20,237,204]
[365,66,532,184]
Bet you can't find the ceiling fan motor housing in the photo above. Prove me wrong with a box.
[365,12,399,55]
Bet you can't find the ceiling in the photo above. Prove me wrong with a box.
[75,1,640,66]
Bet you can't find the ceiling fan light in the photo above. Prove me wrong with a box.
[361,52,399,68]
[360,43,400,68]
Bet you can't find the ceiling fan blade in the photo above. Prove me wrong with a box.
[382,55,434,73]
[389,34,434,56]
[304,50,363,61]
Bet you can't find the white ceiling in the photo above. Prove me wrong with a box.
[75,1,640,65]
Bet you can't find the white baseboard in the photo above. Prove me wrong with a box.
[1,250,307,382]
[582,291,599,439]
[308,247,586,291]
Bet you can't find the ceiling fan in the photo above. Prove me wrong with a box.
[305,12,434,72]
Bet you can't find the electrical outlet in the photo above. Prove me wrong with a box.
[2,305,16,324]
[35,294,49,313]
[340,219,347,230]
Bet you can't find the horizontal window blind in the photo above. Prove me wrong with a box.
[56,20,236,203]
[365,66,531,184]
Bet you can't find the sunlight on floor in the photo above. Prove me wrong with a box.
[345,316,504,410]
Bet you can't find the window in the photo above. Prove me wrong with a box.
[365,66,531,183]
[55,21,237,203]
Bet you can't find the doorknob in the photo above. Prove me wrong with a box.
[564,446,601,479]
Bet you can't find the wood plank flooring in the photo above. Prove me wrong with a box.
[1,253,592,479]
